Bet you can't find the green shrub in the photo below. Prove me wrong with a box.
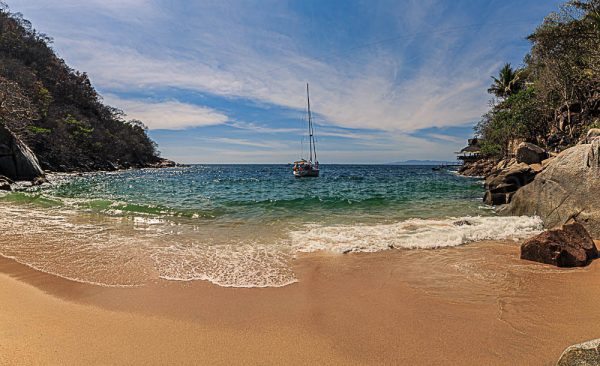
[27,125,51,134]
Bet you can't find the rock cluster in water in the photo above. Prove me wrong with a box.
[461,133,600,240]
[457,159,496,177]
[460,132,600,269]
[505,139,600,238]
[483,161,538,205]
[460,142,554,206]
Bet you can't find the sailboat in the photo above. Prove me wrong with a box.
[293,83,320,177]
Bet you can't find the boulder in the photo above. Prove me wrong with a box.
[541,156,555,169]
[521,223,598,267]
[504,140,600,238]
[0,175,12,191]
[585,128,600,143]
[32,176,48,186]
[146,158,177,169]
[0,123,45,181]
[508,138,526,157]
[484,163,536,205]
[458,158,496,177]
[515,142,548,165]
[529,163,543,173]
[557,338,600,366]
[494,158,517,172]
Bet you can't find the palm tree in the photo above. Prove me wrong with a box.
[487,63,524,99]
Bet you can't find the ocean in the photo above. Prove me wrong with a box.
[0,165,543,287]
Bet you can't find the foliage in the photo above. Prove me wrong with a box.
[0,4,161,171]
[487,63,525,99]
[476,88,549,157]
[27,125,51,134]
[477,0,600,156]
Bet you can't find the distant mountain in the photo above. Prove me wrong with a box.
[388,160,460,166]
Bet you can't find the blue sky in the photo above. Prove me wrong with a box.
[9,0,562,163]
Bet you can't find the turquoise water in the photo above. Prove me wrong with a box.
[30,164,486,223]
[0,165,544,287]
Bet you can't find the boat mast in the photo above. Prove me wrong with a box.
[306,83,317,163]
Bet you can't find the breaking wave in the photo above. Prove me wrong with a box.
[291,216,544,253]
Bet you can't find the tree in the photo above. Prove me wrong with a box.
[0,6,162,171]
[487,63,525,99]
[476,87,549,157]
[476,0,600,159]
[527,0,600,140]
[0,76,36,129]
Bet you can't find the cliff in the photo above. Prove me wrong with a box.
[0,6,169,177]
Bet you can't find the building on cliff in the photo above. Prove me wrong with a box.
[456,138,483,163]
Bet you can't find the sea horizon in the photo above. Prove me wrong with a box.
[2,0,600,364]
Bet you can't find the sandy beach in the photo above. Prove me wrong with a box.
[2,240,600,365]
[3,0,600,364]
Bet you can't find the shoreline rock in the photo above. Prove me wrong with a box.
[520,223,598,267]
[515,142,548,165]
[459,143,548,206]
[0,175,12,191]
[558,338,600,366]
[0,123,45,181]
[503,140,600,238]
[585,128,600,143]
[1,121,179,185]
[458,158,497,177]
[145,158,178,169]
[484,162,536,205]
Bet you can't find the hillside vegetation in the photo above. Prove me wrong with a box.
[477,0,600,157]
[0,3,163,172]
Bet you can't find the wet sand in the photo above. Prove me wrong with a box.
[2,240,600,365]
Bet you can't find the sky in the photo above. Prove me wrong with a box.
[8,0,562,163]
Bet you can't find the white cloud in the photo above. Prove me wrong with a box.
[102,95,228,130]
[206,137,282,149]
[53,37,489,133]
[8,0,159,22]
[426,133,464,144]
[7,0,542,162]
[228,121,301,134]
[18,0,503,134]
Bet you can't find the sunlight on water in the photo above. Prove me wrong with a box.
[0,165,543,287]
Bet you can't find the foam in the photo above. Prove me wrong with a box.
[0,201,544,288]
[150,243,298,288]
[290,216,544,253]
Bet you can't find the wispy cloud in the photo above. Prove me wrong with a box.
[103,95,228,130]
[53,36,489,133]
[7,0,559,162]
[206,137,282,149]
[426,133,464,144]
[17,0,506,133]
[228,121,301,134]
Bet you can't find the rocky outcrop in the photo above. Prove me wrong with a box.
[586,128,600,143]
[458,158,496,177]
[0,175,12,191]
[503,140,600,238]
[557,338,600,366]
[0,123,45,181]
[483,162,537,205]
[515,142,548,164]
[146,158,178,169]
[520,223,598,267]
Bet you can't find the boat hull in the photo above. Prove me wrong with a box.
[293,168,319,177]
